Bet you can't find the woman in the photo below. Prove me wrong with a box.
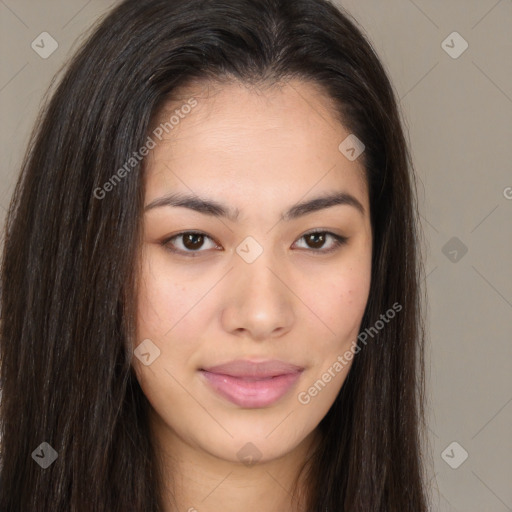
[0,0,431,510]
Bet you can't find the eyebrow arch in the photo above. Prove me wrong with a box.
[144,191,365,221]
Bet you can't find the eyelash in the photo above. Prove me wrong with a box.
[161,230,348,257]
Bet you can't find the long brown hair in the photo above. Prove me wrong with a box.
[0,0,430,510]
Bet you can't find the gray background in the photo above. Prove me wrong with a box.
[1,1,511,510]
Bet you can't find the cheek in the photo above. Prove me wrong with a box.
[133,256,201,401]
[339,272,371,314]
[136,250,196,340]
[311,260,372,342]
[133,266,200,403]
[136,276,177,339]
[328,284,369,349]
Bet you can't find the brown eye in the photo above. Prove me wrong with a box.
[182,232,205,250]
[294,231,348,254]
[304,232,327,249]
[162,231,219,256]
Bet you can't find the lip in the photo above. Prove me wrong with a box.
[200,359,304,408]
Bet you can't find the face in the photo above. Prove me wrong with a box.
[132,79,372,466]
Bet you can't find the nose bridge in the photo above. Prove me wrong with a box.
[234,234,283,300]
[221,234,295,339]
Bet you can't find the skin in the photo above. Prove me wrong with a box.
[132,79,373,512]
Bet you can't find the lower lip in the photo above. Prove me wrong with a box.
[200,370,303,408]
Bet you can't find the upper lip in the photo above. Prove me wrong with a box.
[201,359,304,378]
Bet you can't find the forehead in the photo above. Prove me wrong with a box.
[144,79,368,214]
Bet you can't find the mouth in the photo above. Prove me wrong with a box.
[199,359,304,408]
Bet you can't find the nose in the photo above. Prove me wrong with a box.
[220,248,295,342]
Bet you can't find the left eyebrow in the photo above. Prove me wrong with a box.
[282,191,365,220]
[144,191,365,221]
